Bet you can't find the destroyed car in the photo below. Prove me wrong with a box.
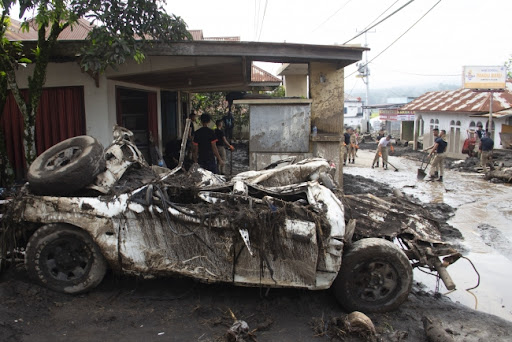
[7,125,460,313]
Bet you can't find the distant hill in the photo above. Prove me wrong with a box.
[349,82,459,105]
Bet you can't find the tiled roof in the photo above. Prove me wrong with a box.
[6,20,240,42]
[6,18,93,40]
[401,87,512,113]
[251,65,281,83]
[188,30,204,41]
[203,36,240,42]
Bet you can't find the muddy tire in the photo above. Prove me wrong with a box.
[28,136,104,196]
[25,224,107,294]
[333,238,412,313]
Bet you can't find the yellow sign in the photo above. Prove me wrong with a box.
[463,66,506,89]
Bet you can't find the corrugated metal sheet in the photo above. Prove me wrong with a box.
[251,65,281,83]
[401,87,512,113]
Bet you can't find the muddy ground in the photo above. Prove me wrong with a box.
[1,142,512,341]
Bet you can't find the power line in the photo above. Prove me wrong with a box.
[257,0,269,41]
[311,0,353,33]
[343,0,416,45]
[345,0,443,79]
[363,0,400,31]
[254,0,261,40]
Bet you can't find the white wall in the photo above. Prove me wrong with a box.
[14,62,163,149]
[418,112,508,156]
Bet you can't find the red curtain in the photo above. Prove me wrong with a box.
[1,86,85,179]
[147,91,158,143]
[1,94,26,179]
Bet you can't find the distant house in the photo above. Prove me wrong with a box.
[365,97,416,141]
[2,18,365,181]
[343,95,364,129]
[401,84,512,157]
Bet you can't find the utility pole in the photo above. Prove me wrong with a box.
[355,30,374,133]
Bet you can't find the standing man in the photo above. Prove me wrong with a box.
[426,129,448,181]
[423,128,439,177]
[348,129,358,164]
[372,135,392,169]
[193,113,224,173]
[222,110,235,142]
[343,127,353,166]
[215,120,235,175]
[479,131,495,173]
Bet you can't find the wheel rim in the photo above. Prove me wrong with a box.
[353,260,399,302]
[43,236,92,282]
[44,146,82,171]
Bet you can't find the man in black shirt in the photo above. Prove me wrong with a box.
[222,110,235,141]
[427,129,448,181]
[343,127,353,166]
[480,131,495,172]
[193,113,223,173]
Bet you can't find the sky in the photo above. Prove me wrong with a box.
[165,0,512,94]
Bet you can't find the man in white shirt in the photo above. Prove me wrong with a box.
[372,135,392,170]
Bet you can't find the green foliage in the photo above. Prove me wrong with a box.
[191,92,249,139]
[0,0,191,169]
[269,85,285,97]
[77,0,191,74]
[506,55,512,79]
[192,92,227,120]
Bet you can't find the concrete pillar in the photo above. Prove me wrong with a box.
[309,62,345,186]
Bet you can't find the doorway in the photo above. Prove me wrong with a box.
[116,87,158,163]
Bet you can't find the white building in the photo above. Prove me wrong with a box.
[401,85,512,158]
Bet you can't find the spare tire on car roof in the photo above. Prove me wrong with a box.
[28,135,105,196]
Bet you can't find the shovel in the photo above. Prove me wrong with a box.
[417,154,431,179]
[385,160,399,172]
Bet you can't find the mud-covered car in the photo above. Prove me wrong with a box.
[7,125,460,313]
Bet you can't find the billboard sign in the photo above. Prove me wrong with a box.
[379,109,415,121]
[463,66,507,90]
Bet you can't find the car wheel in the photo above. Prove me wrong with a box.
[332,238,412,313]
[28,136,104,196]
[25,224,107,294]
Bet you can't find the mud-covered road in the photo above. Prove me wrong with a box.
[1,143,512,341]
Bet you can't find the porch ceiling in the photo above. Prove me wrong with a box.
[109,61,248,92]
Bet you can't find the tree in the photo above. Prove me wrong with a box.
[269,85,285,97]
[506,55,512,79]
[191,92,249,140]
[0,0,190,169]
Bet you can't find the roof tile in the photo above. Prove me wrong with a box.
[401,87,512,113]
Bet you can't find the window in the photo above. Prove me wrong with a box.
[344,107,347,114]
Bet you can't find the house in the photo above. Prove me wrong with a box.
[400,84,512,158]
[368,97,416,141]
[2,18,365,183]
[343,95,364,130]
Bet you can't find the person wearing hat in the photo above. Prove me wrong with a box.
[371,135,392,170]
[193,113,224,173]
[423,128,440,177]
